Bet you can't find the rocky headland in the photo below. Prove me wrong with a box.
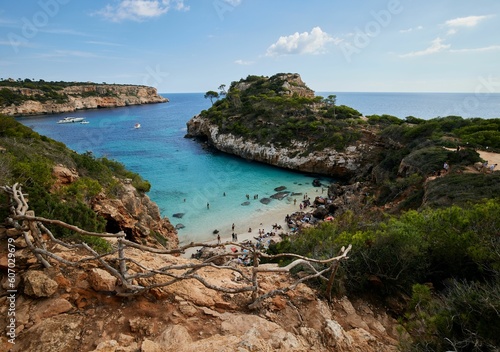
[185,73,383,182]
[0,83,167,116]
[186,113,381,181]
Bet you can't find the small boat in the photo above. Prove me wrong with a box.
[134,123,141,129]
[57,117,85,124]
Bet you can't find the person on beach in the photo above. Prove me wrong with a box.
[207,202,210,209]
[217,234,220,244]
[232,223,235,231]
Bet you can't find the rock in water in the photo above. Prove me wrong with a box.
[274,186,287,192]
[175,223,185,229]
[270,191,290,200]
[241,201,251,206]
[172,213,184,218]
[260,198,272,205]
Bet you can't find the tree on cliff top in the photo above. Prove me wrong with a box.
[204,90,219,105]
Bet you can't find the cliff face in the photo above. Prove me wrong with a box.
[186,114,380,180]
[52,165,178,250]
[0,84,167,116]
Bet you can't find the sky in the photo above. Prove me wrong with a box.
[1,0,500,93]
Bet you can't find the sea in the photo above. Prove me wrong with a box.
[16,92,500,244]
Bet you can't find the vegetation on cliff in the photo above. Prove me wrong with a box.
[0,115,151,250]
[0,78,144,107]
[0,78,167,117]
[201,73,364,151]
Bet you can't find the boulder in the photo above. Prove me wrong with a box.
[312,207,329,220]
[260,198,272,205]
[10,314,83,352]
[270,191,290,200]
[33,298,73,320]
[23,271,58,298]
[88,268,117,292]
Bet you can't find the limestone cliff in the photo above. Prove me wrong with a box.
[52,165,178,250]
[186,114,380,181]
[0,84,167,116]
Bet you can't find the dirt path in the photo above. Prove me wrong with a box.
[477,150,500,167]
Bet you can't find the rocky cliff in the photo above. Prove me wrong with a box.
[52,165,178,250]
[186,114,380,181]
[0,84,167,116]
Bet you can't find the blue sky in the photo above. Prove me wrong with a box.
[1,0,500,93]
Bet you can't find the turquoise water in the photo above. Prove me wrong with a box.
[17,94,331,244]
[17,92,500,243]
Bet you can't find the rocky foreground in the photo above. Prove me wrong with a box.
[0,84,167,116]
[0,232,401,352]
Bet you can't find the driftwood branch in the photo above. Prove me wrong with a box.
[2,184,351,308]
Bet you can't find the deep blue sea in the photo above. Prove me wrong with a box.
[16,92,500,243]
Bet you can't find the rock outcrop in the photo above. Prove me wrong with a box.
[91,180,178,250]
[0,236,401,352]
[0,84,167,116]
[186,114,380,181]
[51,165,178,250]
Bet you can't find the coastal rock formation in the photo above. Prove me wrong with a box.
[91,181,178,250]
[51,165,178,250]
[186,114,380,181]
[0,84,167,116]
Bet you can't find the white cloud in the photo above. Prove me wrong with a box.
[399,25,423,33]
[224,0,242,6]
[85,40,124,47]
[450,45,500,53]
[37,50,99,59]
[266,27,340,57]
[41,28,89,36]
[444,15,494,28]
[234,59,254,65]
[95,0,189,22]
[399,37,450,58]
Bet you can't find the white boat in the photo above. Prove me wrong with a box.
[57,117,85,124]
[134,123,141,129]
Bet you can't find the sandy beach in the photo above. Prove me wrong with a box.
[180,184,325,258]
